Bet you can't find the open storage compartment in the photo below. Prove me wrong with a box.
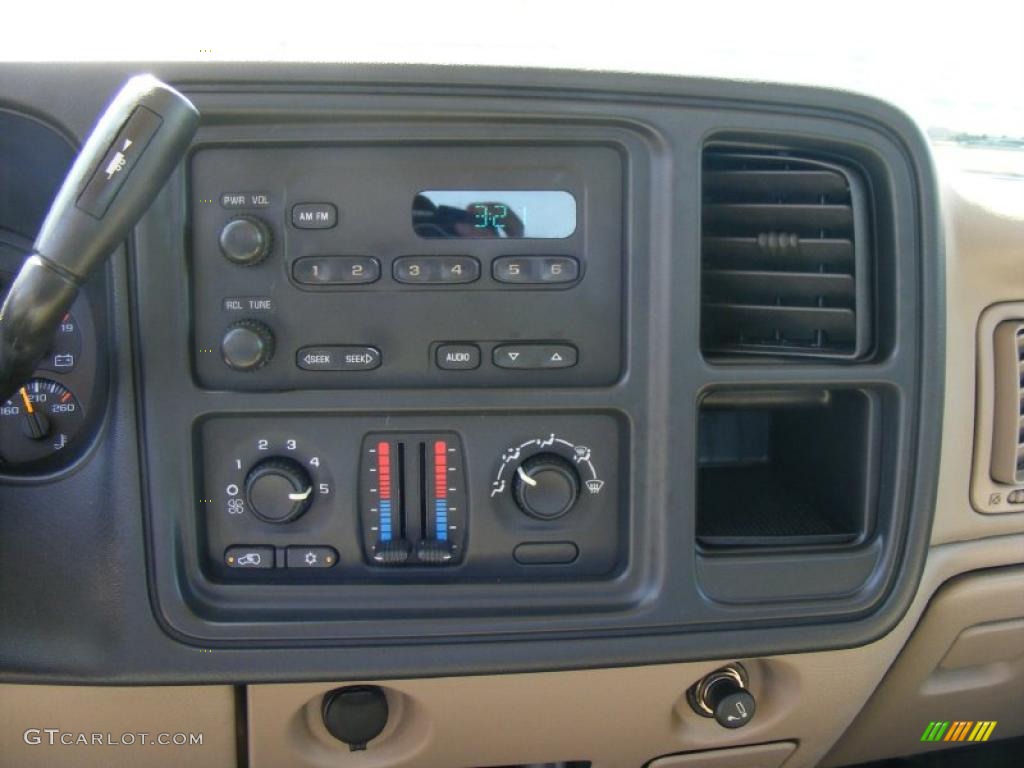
[697,389,876,548]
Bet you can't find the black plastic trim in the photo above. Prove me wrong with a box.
[0,63,943,684]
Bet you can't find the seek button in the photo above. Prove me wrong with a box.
[297,346,381,371]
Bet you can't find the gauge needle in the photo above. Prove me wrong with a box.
[517,466,538,487]
[19,387,34,414]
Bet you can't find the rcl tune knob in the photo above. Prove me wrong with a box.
[245,457,314,524]
[221,320,274,371]
[219,215,272,265]
[512,453,580,520]
[688,664,756,729]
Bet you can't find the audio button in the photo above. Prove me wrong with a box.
[436,344,481,370]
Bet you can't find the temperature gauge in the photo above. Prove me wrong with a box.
[0,378,85,465]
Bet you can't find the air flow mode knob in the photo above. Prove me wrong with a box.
[512,453,581,520]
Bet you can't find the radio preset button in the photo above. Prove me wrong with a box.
[538,256,580,283]
[436,344,481,370]
[493,256,579,284]
[493,257,535,283]
[394,256,479,284]
[293,256,380,285]
[292,203,337,229]
[297,346,382,371]
[493,344,578,369]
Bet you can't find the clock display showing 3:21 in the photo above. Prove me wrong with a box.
[472,202,514,234]
[413,190,576,239]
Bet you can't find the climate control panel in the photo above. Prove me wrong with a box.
[199,413,624,582]
[188,144,625,390]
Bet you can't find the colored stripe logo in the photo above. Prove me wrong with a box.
[921,721,997,742]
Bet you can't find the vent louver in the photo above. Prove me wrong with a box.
[701,149,870,359]
[991,321,1024,485]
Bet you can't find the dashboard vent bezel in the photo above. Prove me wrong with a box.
[701,146,873,361]
[991,320,1024,485]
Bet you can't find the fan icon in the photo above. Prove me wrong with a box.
[304,551,318,566]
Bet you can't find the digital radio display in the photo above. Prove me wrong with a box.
[412,190,577,239]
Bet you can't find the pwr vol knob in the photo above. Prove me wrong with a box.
[221,320,274,371]
[245,457,314,524]
[219,215,272,265]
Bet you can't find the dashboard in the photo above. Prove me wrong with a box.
[0,63,1022,768]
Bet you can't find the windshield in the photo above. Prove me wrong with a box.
[4,0,1022,145]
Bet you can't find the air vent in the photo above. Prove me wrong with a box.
[991,321,1024,485]
[701,149,871,359]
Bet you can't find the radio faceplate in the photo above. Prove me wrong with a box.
[190,144,625,389]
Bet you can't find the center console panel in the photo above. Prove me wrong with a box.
[126,68,940,675]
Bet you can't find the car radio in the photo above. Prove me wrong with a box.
[189,144,625,389]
